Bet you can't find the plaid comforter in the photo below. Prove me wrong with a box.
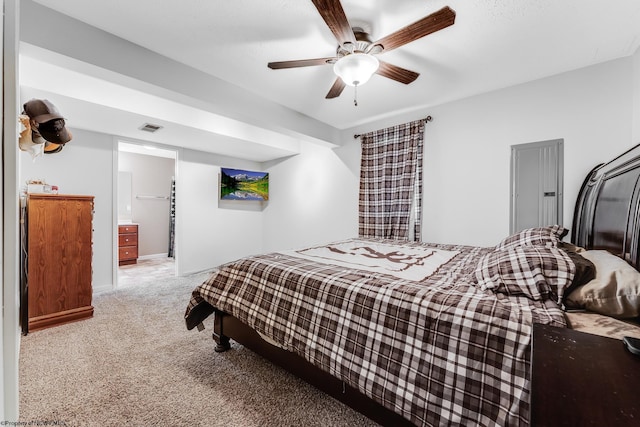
[185,238,568,426]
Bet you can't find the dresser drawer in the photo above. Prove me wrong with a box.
[119,246,138,261]
[118,234,137,247]
[118,224,138,234]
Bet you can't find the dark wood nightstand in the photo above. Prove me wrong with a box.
[531,323,640,426]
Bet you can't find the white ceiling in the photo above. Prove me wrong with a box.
[22,0,640,159]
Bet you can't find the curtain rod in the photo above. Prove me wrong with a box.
[353,116,432,139]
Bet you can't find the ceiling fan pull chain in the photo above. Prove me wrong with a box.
[354,83,358,107]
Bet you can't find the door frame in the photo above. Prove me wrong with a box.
[111,138,179,289]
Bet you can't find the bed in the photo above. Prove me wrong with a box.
[185,144,640,426]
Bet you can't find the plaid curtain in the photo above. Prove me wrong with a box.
[359,119,425,241]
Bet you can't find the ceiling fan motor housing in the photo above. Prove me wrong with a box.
[337,29,380,57]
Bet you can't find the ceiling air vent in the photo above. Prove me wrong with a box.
[138,123,163,133]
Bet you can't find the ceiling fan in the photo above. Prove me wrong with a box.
[267,0,456,102]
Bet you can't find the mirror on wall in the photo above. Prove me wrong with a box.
[118,171,133,223]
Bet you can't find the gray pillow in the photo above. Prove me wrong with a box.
[565,250,640,318]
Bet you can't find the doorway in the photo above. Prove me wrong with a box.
[117,141,177,287]
[510,139,564,233]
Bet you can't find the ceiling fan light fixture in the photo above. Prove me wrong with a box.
[333,53,379,87]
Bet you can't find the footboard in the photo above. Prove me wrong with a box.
[212,310,413,427]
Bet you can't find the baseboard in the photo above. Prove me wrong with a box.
[182,267,217,277]
[138,253,170,260]
[28,306,94,332]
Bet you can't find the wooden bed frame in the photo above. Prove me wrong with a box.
[572,143,640,270]
[210,142,640,426]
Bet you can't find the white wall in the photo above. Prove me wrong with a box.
[175,150,265,275]
[343,57,634,247]
[19,127,114,292]
[262,141,360,252]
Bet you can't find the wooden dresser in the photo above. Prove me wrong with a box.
[25,194,94,332]
[118,224,138,265]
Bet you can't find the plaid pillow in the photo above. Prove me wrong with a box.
[473,246,576,303]
[495,225,567,250]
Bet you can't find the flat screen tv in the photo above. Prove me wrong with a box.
[220,168,269,201]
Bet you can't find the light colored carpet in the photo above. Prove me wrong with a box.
[19,272,379,427]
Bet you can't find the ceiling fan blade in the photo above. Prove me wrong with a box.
[268,57,336,69]
[376,61,419,84]
[311,0,356,47]
[372,6,456,53]
[325,78,346,99]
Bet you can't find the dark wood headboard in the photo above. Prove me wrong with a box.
[572,143,640,270]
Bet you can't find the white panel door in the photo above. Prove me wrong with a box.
[510,139,563,233]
